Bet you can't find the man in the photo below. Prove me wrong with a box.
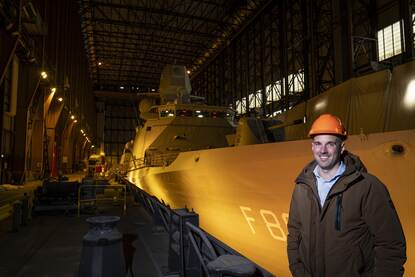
[287,114,406,277]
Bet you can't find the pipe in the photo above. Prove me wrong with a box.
[5,55,19,117]
[0,0,23,87]
[0,39,18,87]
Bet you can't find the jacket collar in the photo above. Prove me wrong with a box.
[295,151,367,194]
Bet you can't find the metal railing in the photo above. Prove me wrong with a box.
[186,221,273,277]
[77,184,127,217]
[127,180,274,277]
[130,157,145,170]
[0,193,32,231]
[0,187,34,223]
[124,152,180,173]
[0,203,12,221]
[145,152,179,167]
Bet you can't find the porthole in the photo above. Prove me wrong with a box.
[391,144,405,155]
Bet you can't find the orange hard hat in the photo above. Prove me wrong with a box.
[308,114,347,138]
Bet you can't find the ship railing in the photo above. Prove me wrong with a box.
[125,157,146,173]
[126,181,274,277]
[77,184,127,217]
[129,184,172,231]
[144,152,180,167]
[0,187,34,231]
[125,152,180,172]
[185,222,274,277]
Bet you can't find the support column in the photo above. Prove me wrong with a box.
[14,65,39,182]
[400,0,414,61]
[44,88,64,177]
[332,0,353,84]
[61,119,76,174]
[96,101,105,155]
[279,0,289,111]
[303,0,316,98]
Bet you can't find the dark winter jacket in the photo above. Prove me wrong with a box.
[287,151,406,277]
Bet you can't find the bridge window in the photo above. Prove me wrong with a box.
[210,111,226,118]
[160,110,175,117]
[195,110,210,118]
[176,109,193,117]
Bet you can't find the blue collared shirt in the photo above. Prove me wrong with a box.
[313,161,346,207]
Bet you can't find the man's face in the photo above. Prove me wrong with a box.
[311,134,344,171]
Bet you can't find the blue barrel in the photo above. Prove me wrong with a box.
[78,216,125,277]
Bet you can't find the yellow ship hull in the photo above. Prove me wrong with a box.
[128,129,415,276]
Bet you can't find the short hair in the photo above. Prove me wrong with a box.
[335,136,345,144]
[311,135,345,143]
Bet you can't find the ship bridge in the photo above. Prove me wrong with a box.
[156,104,235,121]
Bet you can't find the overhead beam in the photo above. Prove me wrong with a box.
[93,78,159,86]
[89,1,229,26]
[93,41,200,57]
[93,90,160,100]
[93,51,193,64]
[91,31,209,48]
[91,18,218,39]
[95,72,160,80]
[94,68,161,76]
[93,60,161,68]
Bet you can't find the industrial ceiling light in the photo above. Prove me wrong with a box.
[57,97,63,102]
[71,115,75,120]
[81,129,84,134]
[98,61,102,66]
[41,71,48,79]
[73,119,78,123]
[50,87,56,93]
[186,70,191,74]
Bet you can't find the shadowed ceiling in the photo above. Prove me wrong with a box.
[79,0,269,92]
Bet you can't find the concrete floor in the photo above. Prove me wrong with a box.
[0,179,170,277]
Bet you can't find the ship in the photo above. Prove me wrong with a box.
[122,63,415,276]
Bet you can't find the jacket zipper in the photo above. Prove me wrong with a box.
[335,193,343,231]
